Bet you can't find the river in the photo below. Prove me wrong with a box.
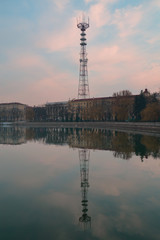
[0,127,160,240]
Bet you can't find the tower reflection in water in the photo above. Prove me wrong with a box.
[78,149,91,230]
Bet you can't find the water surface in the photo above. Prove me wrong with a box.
[0,127,160,240]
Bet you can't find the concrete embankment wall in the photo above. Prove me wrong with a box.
[9,121,160,134]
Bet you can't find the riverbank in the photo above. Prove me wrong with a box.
[2,121,160,134]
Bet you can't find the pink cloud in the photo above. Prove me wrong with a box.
[85,0,94,3]
[152,0,160,7]
[89,43,142,74]
[112,5,143,37]
[52,0,69,11]
[0,50,77,105]
[83,42,159,96]
[88,2,111,28]
[85,0,117,4]
[131,63,160,92]
[147,36,160,44]
[38,17,79,52]
[14,54,44,68]
[29,71,77,104]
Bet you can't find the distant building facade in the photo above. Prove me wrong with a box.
[68,95,135,121]
[33,106,46,121]
[0,89,157,122]
[0,103,27,122]
[46,101,68,121]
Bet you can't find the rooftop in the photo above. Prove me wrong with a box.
[0,102,27,106]
[46,101,68,106]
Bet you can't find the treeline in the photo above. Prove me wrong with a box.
[24,89,160,122]
[134,91,160,121]
[71,90,160,122]
[101,89,160,122]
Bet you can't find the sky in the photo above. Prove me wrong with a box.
[0,0,160,106]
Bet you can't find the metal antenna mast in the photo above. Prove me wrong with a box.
[79,149,91,230]
[77,16,90,99]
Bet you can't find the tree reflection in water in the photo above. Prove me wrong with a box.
[0,127,160,161]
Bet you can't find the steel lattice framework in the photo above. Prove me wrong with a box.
[77,18,90,99]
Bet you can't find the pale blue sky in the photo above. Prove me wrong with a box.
[0,0,160,105]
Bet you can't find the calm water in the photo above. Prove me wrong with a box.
[0,127,160,240]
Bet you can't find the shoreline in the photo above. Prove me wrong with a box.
[1,121,160,134]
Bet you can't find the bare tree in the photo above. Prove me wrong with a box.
[112,90,132,97]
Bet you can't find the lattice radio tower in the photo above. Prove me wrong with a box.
[77,16,90,99]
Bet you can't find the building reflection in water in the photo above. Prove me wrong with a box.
[79,149,91,230]
[0,126,27,145]
[0,126,160,162]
